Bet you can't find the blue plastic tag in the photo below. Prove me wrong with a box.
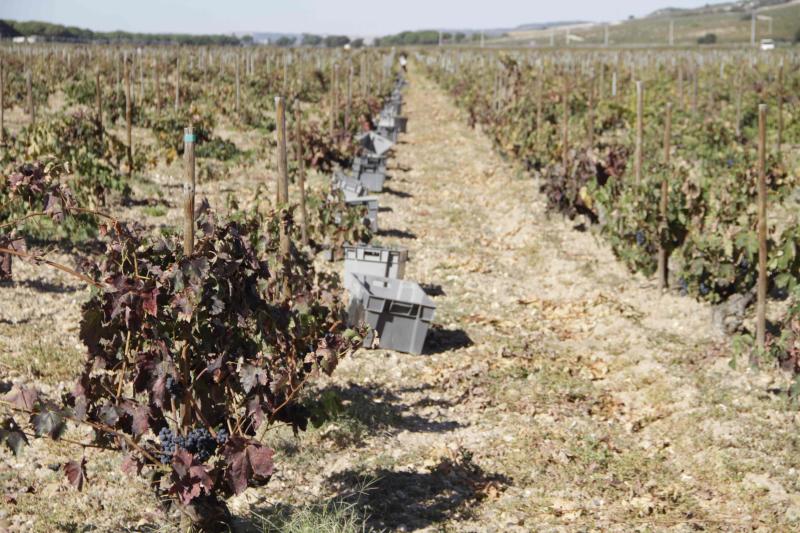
[184,133,195,143]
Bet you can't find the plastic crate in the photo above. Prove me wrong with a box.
[344,245,407,284]
[356,131,393,157]
[353,155,386,173]
[354,167,385,193]
[376,126,398,143]
[378,115,407,134]
[346,274,435,355]
[332,171,365,200]
[345,196,378,232]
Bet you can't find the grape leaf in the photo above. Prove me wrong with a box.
[5,385,38,411]
[64,457,88,491]
[170,449,214,505]
[0,417,29,455]
[31,405,66,440]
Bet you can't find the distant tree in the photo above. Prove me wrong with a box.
[455,32,466,43]
[275,35,296,47]
[351,38,364,48]
[240,35,254,45]
[301,33,323,46]
[324,35,350,48]
[697,32,717,44]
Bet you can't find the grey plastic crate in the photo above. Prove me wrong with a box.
[356,131,393,157]
[354,168,385,193]
[332,171,365,200]
[353,155,386,173]
[346,273,435,355]
[376,126,398,143]
[345,196,378,232]
[378,115,407,134]
[344,245,407,285]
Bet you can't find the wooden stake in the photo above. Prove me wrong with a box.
[635,81,643,183]
[235,55,241,115]
[295,102,309,247]
[777,61,784,159]
[587,74,595,148]
[183,126,196,256]
[562,74,569,170]
[535,73,543,148]
[95,67,103,141]
[125,59,133,177]
[154,57,161,111]
[174,57,180,111]
[735,70,742,138]
[275,96,289,205]
[0,59,5,145]
[658,102,672,290]
[345,58,352,133]
[330,63,338,138]
[756,104,768,351]
[26,70,34,125]
[275,96,291,299]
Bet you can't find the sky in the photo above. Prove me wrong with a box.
[1,0,732,35]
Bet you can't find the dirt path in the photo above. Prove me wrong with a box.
[259,67,800,531]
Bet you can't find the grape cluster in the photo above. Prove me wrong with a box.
[158,426,221,464]
[158,427,185,464]
[635,230,645,247]
[185,428,217,463]
[165,375,184,398]
[678,278,689,296]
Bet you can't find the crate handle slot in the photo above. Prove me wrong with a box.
[388,302,417,316]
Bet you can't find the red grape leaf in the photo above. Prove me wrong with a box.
[170,449,214,505]
[5,385,38,411]
[120,454,142,476]
[64,457,88,491]
[223,438,274,495]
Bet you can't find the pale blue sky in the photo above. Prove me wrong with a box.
[1,0,730,35]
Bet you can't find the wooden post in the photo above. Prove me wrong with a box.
[345,58,352,133]
[295,102,309,247]
[658,102,672,290]
[183,126,196,256]
[635,81,643,183]
[611,69,617,98]
[275,97,289,205]
[125,58,133,177]
[275,96,291,299]
[174,57,180,111]
[330,63,338,138]
[756,104,768,351]
[562,74,569,170]
[777,61,783,159]
[95,67,103,139]
[535,73,543,147]
[26,70,34,125]
[0,59,5,145]
[235,55,241,115]
[154,57,161,111]
[735,70,742,138]
[587,74,595,148]
[138,50,144,104]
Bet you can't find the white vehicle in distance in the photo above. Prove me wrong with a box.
[760,39,775,51]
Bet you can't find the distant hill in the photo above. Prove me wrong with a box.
[496,0,800,46]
